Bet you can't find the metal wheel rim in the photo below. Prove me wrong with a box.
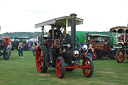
[56,58,62,77]
[82,58,91,76]
[92,52,97,59]
[117,50,124,63]
[35,47,44,72]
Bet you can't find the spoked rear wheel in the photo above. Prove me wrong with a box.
[56,57,65,78]
[92,51,97,60]
[116,50,124,63]
[35,46,48,73]
[82,57,94,77]
[3,49,10,60]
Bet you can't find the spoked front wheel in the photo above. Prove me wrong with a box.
[116,50,124,63]
[82,57,94,77]
[35,46,48,73]
[56,57,65,78]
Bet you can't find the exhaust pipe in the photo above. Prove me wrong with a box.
[70,13,77,48]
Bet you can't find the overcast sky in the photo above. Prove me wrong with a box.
[0,0,128,34]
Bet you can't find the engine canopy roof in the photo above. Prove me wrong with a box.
[35,16,83,28]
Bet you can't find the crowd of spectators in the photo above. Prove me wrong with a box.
[11,40,34,51]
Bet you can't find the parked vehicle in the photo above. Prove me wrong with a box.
[0,37,11,60]
[76,31,114,47]
[35,14,94,78]
[1,37,11,43]
[81,34,116,60]
[110,26,128,63]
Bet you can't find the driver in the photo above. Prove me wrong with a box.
[48,27,56,39]
[48,25,63,39]
[55,25,64,39]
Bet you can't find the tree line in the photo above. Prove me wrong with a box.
[0,32,41,38]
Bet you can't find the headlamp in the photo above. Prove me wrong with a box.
[73,50,79,57]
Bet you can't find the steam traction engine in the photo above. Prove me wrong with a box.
[0,37,11,60]
[35,14,94,78]
[110,26,128,63]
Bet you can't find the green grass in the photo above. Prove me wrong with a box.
[0,50,128,85]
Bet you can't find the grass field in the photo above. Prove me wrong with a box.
[0,50,128,85]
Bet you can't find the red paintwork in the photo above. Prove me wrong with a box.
[82,58,91,76]
[1,37,11,43]
[55,57,92,78]
[64,58,91,77]
[35,47,43,72]
[65,63,90,69]
[45,39,60,48]
[117,50,124,63]
[81,52,86,59]
[1,36,11,47]
[92,52,97,60]
[56,58,62,78]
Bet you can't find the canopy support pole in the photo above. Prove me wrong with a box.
[41,26,44,44]
[66,19,68,34]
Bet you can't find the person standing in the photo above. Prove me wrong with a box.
[86,44,94,59]
[18,43,24,58]
[7,42,12,57]
[28,43,31,51]
[7,42,12,49]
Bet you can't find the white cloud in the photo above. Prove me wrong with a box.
[0,0,128,33]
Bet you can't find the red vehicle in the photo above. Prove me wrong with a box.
[35,14,94,78]
[1,37,11,42]
[0,37,11,60]
[1,37,11,47]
